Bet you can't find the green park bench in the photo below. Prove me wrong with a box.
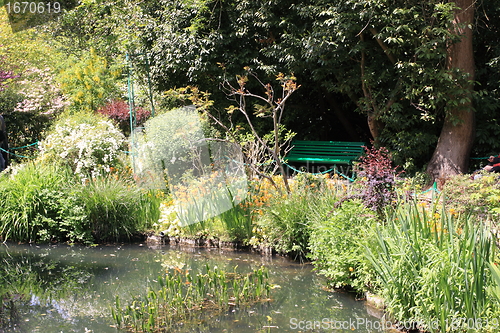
[284,140,365,179]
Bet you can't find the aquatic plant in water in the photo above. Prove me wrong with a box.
[111,265,271,332]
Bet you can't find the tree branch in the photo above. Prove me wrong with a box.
[369,28,396,65]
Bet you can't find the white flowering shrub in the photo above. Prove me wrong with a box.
[38,114,126,180]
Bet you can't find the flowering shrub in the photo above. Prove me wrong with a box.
[38,114,126,180]
[443,173,500,221]
[14,67,67,114]
[97,99,151,134]
[58,48,121,112]
[0,55,19,92]
[355,146,399,214]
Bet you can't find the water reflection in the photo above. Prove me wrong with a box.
[0,243,390,332]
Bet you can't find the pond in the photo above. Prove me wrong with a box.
[0,243,394,333]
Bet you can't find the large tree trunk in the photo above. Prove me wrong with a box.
[426,0,475,183]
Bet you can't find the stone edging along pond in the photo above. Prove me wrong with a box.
[146,234,274,255]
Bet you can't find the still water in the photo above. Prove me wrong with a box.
[0,243,391,333]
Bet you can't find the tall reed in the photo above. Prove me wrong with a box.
[366,198,496,332]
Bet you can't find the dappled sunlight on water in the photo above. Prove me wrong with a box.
[0,243,390,332]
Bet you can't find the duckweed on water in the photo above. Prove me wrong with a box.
[111,265,271,332]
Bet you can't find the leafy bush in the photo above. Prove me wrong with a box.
[4,110,52,162]
[443,173,500,221]
[251,174,339,258]
[0,68,63,163]
[366,200,496,332]
[0,88,53,162]
[58,48,121,113]
[133,107,206,187]
[308,199,377,291]
[252,192,310,257]
[38,112,126,180]
[0,88,23,113]
[309,200,376,291]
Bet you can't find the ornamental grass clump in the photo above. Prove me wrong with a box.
[0,162,90,244]
[0,162,161,244]
[77,176,162,243]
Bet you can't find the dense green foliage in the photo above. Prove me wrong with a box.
[45,0,500,173]
[160,167,499,332]
[3,2,500,330]
[0,12,66,161]
[77,176,162,243]
[0,163,87,243]
[250,176,328,258]
[2,0,500,174]
[58,48,122,113]
[308,199,376,291]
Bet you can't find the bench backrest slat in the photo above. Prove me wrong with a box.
[285,140,364,165]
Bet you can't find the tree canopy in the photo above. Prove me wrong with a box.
[5,0,500,178]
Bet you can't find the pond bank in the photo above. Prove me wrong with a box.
[146,234,275,255]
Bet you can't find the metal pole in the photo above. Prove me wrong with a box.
[127,53,136,174]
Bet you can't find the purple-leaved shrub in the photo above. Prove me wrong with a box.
[97,99,151,134]
[356,146,399,214]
